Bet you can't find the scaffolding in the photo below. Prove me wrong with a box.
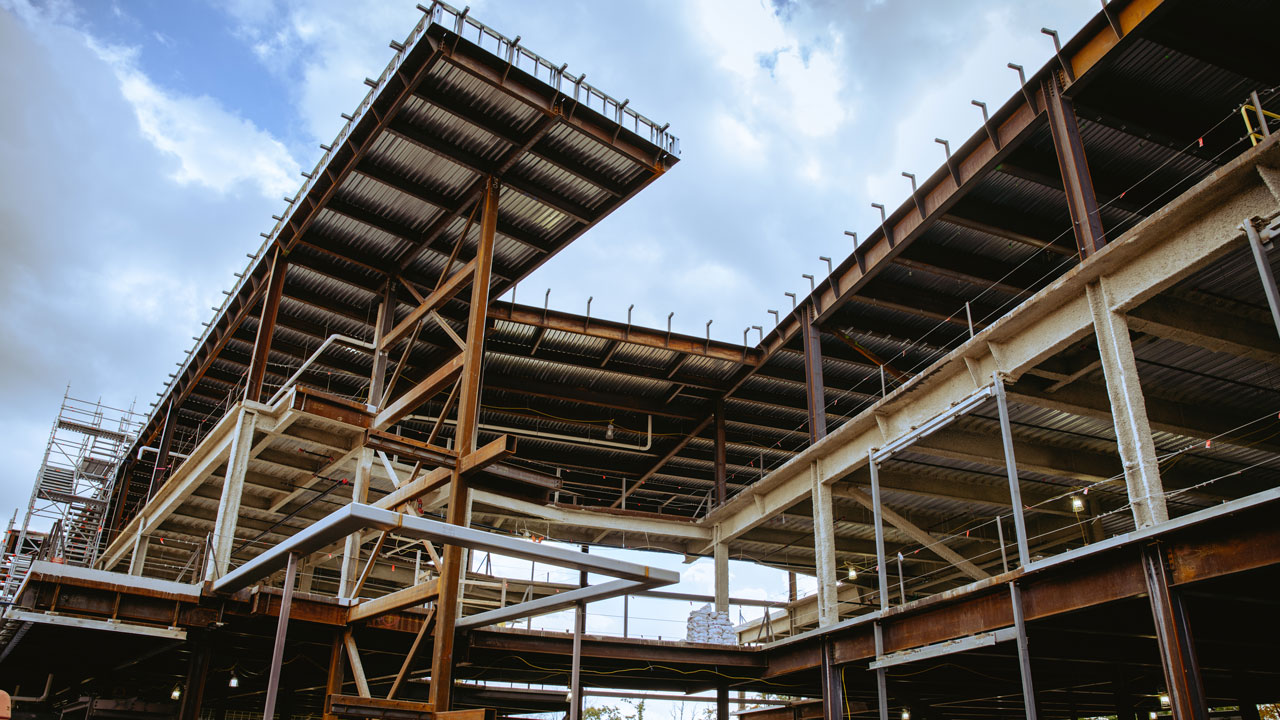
[1,389,143,598]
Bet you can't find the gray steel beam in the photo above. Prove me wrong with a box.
[994,376,1032,566]
[262,551,298,720]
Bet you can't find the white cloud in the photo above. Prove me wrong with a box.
[221,1,421,146]
[87,40,300,199]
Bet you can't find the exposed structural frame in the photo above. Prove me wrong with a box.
[214,502,679,611]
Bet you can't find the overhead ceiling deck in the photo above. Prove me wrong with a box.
[106,0,680,534]
[127,0,1259,515]
[92,0,1277,583]
[87,0,1280,615]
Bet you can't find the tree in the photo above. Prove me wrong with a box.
[584,705,624,720]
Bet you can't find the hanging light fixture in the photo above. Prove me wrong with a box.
[846,566,858,580]
[1159,693,1170,708]
[901,710,911,720]
[228,671,239,688]
[170,683,183,701]
[1071,496,1085,513]
[605,422,615,440]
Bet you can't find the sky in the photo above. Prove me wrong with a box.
[0,0,1102,712]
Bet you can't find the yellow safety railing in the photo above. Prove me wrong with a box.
[1242,103,1280,146]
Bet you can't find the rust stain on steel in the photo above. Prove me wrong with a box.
[1168,516,1280,586]
[293,386,374,428]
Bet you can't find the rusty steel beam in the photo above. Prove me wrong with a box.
[431,176,499,712]
[769,493,1280,679]
[246,247,288,403]
[1142,543,1208,720]
[490,302,760,366]
[714,396,727,507]
[801,304,827,443]
[1044,71,1106,257]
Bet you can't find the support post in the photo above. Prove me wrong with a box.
[1243,219,1280,340]
[262,552,299,720]
[430,176,499,712]
[246,246,288,403]
[1010,582,1040,720]
[1043,71,1106,257]
[339,449,374,598]
[206,408,257,581]
[713,533,729,614]
[993,375,1032,565]
[1141,544,1208,720]
[821,641,845,720]
[178,637,211,720]
[1087,281,1169,527]
[811,462,838,626]
[869,454,890,608]
[569,545,588,720]
[801,304,828,442]
[717,682,730,720]
[369,281,396,406]
[128,518,147,577]
[149,398,177,498]
[873,621,890,720]
[324,630,345,720]
[714,396,727,506]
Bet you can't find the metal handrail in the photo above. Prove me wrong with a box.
[266,334,378,407]
[425,1,681,156]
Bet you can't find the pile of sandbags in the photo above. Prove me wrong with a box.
[686,604,736,644]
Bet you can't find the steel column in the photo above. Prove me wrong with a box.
[993,375,1032,566]
[717,683,730,720]
[1243,219,1280,340]
[246,246,288,403]
[714,395,727,506]
[1043,71,1106,257]
[149,397,177,499]
[873,621,889,720]
[178,636,211,720]
[801,303,827,442]
[569,546,587,720]
[262,552,299,720]
[1010,582,1040,720]
[869,454,890,607]
[430,176,499,712]
[821,641,845,720]
[368,281,396,405]
[1141,544,1208,720]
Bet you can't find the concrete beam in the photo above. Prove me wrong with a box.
[703,137,1280,552]
[1127,293,1280,365]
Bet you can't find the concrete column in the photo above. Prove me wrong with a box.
[128,516,148,577]
[811,461,838,626]
[206,408,258,581]
[339,448,374,597]
[713,527,729,614]
[1087,280,1169,527]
